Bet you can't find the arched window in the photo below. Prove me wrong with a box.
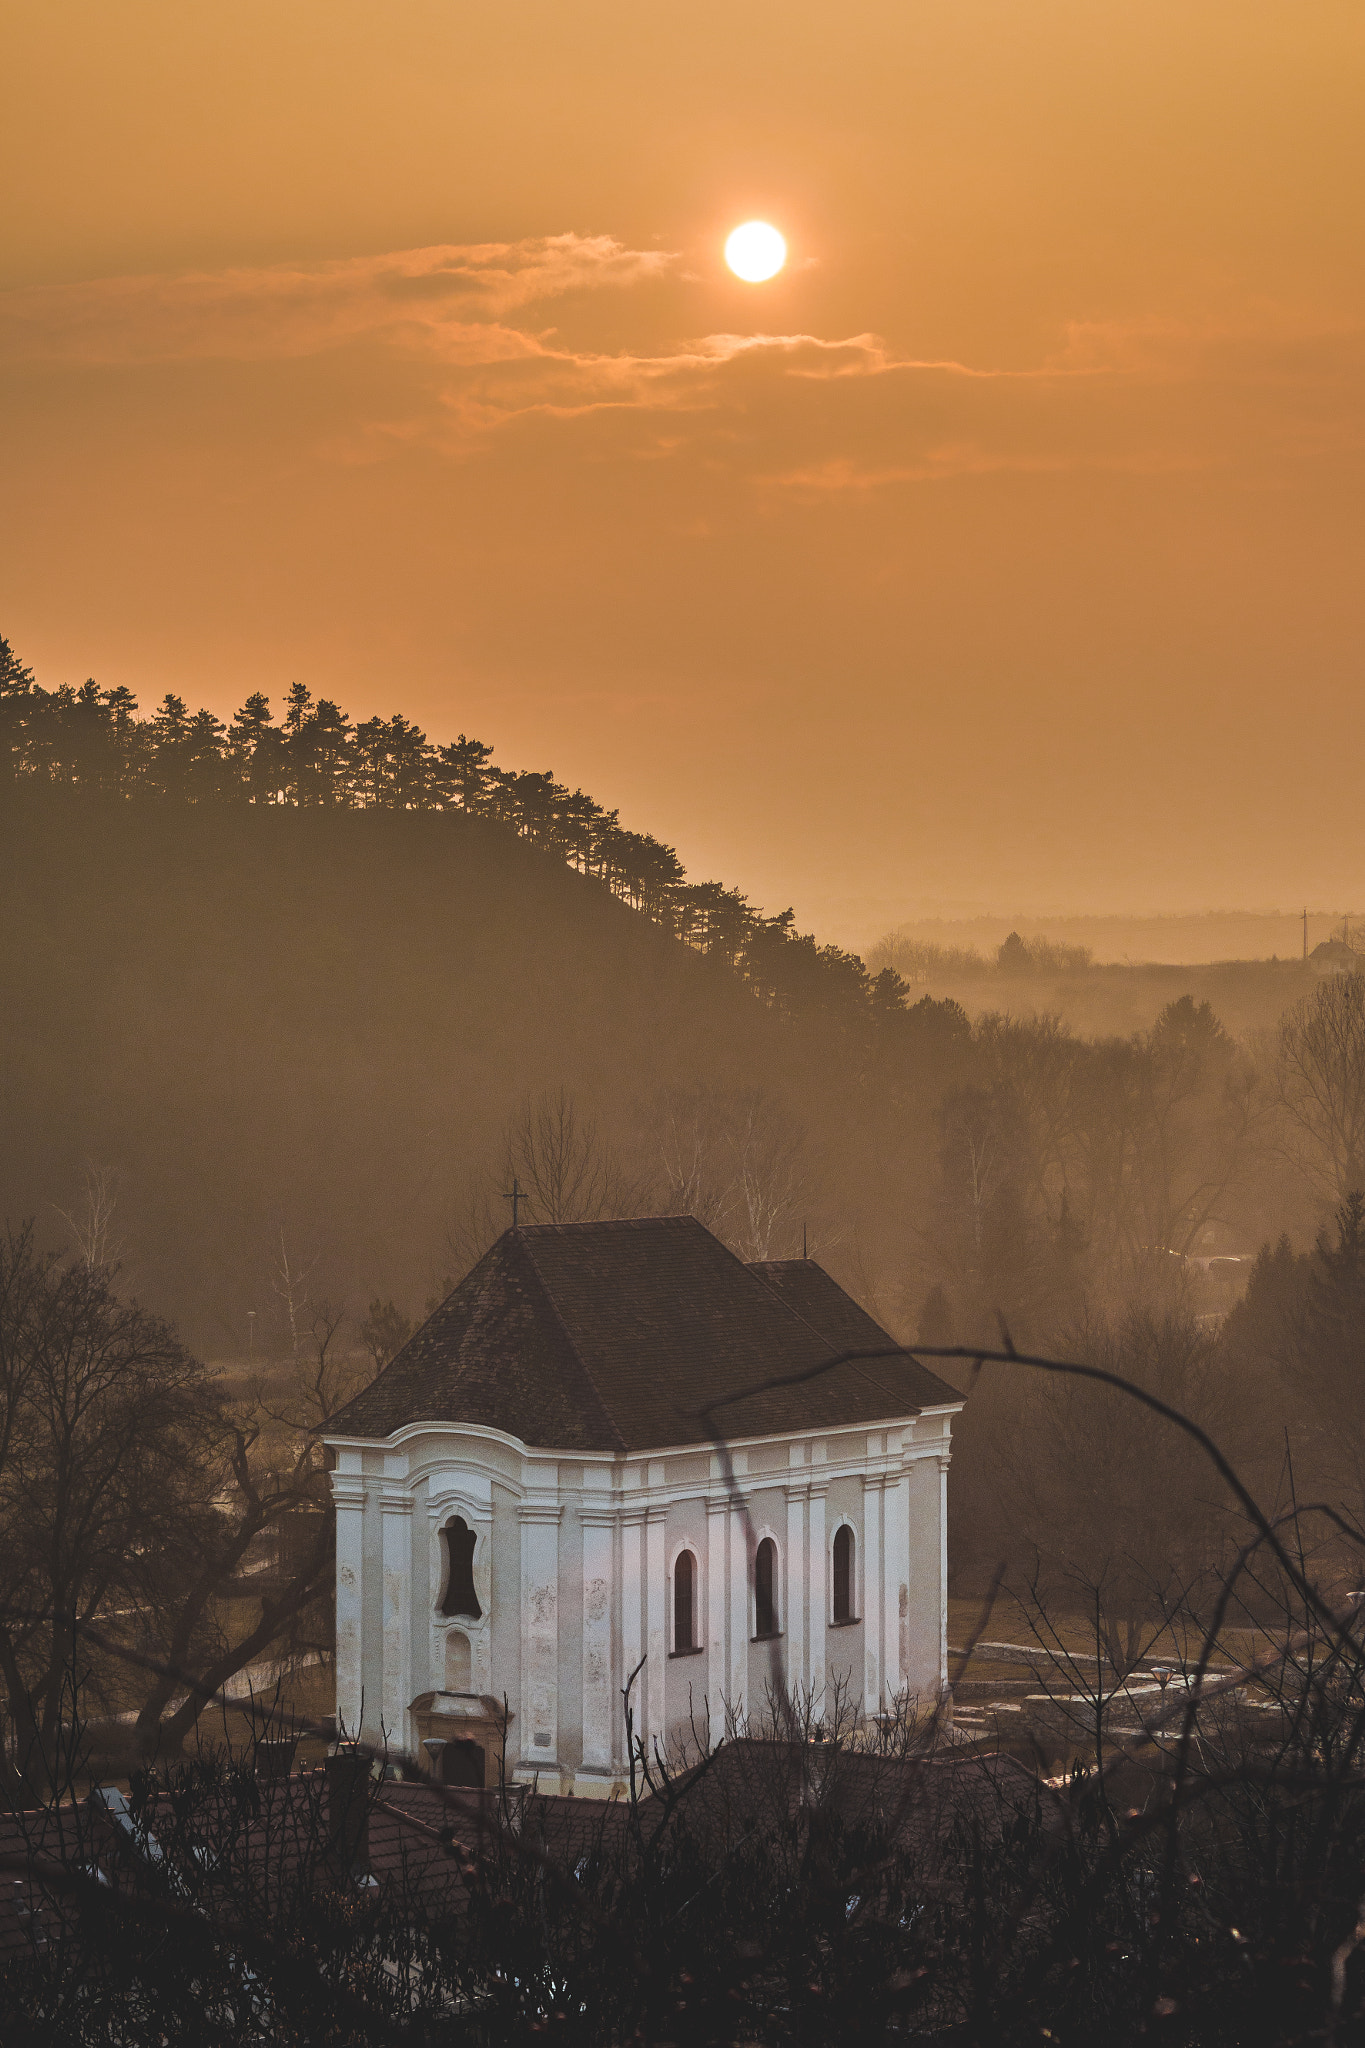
[833,1524,855,1624]
[673,1550,696,1652]
[754,1537,778,1638]
[439,1518,481,1619]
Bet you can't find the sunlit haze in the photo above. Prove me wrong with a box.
[3,1,1364,939]
[8,17,1365,1990]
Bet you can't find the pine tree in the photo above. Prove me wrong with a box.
[283,680,313,732]
[0,635,37,780]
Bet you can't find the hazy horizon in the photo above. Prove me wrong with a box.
[842,906,1365,964]
[5,1,1364,936]
[7,14,1365,2027]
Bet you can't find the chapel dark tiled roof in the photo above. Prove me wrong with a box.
[327,1216,963,1452]
[749,1259,962,1405]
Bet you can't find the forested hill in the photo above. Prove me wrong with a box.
[0,634,931,1352]
[0,633,1335,1387]
[3,786,844,1353]
[0,637,877,1023]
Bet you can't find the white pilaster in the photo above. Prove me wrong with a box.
[862,1471,884,1715]
[621,1508,646,1752]
[646,1509,668,1745]
[785,1482,807,1700]
[380,1488,413,1752]
[807,1483,827,1722]
[519,1497,562,1771]
[728,1497,750,1728]
[332,1473,366,1740]
[705,1493,728,1747]
[939,1452,951,1695]
[884,1457,911,1705]
[580,1505,617,1774]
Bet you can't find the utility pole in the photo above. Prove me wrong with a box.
[1303,907,1308,962]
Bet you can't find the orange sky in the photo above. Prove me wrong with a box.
[3,1,1364,943]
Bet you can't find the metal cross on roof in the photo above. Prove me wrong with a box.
[503,1177,529,1230]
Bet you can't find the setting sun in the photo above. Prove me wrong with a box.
[724,220,786,282]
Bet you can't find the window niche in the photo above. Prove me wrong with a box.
[672,1550,698,1654]
[753,1537,779,1639]
[445,1629,472,1692]
[438,1517,482,1620]
[832,1523,856,1625]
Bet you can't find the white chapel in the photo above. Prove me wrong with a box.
[325,1216,964,1796]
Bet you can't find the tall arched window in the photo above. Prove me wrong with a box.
[439,1518,482,1619]
[833,1524,855,1624]
[673,1550,696,1652]
[754,1537,778,1638]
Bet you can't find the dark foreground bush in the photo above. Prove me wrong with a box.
[6,1589,1365,2048]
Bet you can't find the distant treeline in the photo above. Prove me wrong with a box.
[868,930,1096,981]
[0,635,885,1022]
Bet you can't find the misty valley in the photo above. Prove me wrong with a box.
[3,643,1365,2042]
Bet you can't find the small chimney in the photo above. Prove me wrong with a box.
[255,1736,298,1781]
[325,1750,372,1877]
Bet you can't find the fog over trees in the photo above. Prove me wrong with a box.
[5,631,1363,1440]
[7,633,1365,1990]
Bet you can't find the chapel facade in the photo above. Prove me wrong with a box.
[325,1216,964,1797]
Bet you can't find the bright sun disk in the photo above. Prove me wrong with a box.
[725,220,786,283]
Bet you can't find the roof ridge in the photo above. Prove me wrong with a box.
[746,1258,845,1358]
[519,1214,705,1234]
[746,1261,917,1406]
[513,1231,628,1455]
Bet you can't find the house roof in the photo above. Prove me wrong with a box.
[327,1216,962,1453]
[0,1744,1034,1965]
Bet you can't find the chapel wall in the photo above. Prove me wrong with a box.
[409,1472,432,1704]
[360,1473,384,1745]
[825,1616,865,1712]
[663,1492,709,1750]
[333,1405,956,1797]
[822,1467,863,1713]
[903,1452,945,1704]
[745,1482,791,1713]
[556,1473,585,1780]
[489,1477,522,1764]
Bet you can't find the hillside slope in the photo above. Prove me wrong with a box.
[2,792,821,1350]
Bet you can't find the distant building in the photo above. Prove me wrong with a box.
[1311,937,1364,975]
[324,1217,964,1797]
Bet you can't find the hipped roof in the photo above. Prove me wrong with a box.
[328,1216,961,1454]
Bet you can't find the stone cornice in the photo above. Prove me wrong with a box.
[517,1501,564,1527]
[323,1409,956,1467]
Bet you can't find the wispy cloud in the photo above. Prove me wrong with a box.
[0,235,675,367]
[4,239,1359,486]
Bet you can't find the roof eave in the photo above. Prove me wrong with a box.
[323,1409,959,1460]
